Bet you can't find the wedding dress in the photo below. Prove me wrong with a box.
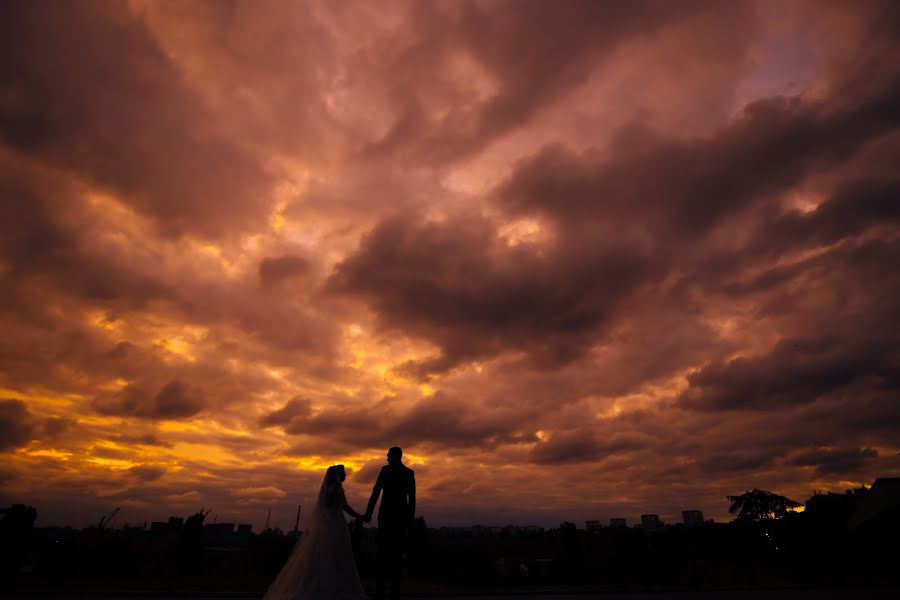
[263,466,368,600]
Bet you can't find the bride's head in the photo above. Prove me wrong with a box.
[317,465,346,509]
[328,464,346,482]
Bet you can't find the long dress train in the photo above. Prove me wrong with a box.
[263,467,367,600]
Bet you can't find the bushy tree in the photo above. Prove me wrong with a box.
[727,489,801,521]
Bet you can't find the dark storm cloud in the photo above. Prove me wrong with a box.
[786,445,879,476]
[0,158,175,310]
[0,169,77,276]
[258,397,312,427]
[386,396,539,447]
[695,451,777,474]
[528,430,652,465]
[329,214,650,376]
[129,465,167,482]
[0,399,75,451]
[763,178,900,249]
[263,392,539,451]
[499,82,900,239]
[93,380,205,420]
[663,395,896,482]
[0,399,36,451]
[0,1,272,238]
[678,335,900,411]
[683,176,900,300]
[829,394,900,437]
[676,228,900,417]
[363,0,748,163]
[42,417,75,439]
[331,27,900,379]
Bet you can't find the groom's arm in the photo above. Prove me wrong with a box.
[365,467,384,519]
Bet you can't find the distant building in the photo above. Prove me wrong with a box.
[207,522,235,535]
[150,516,183,533]
[682,510,704,528]
[585,520,603,533]
[609,518,627,528]
[641,514,660,531]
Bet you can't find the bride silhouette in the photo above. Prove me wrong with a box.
[263,465,367,599]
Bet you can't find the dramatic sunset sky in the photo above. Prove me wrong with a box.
[1,0,898,530]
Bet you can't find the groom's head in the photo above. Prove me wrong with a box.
[387,447,402,464]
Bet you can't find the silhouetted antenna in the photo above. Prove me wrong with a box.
[265,507,271,531]
[293,504,302,534]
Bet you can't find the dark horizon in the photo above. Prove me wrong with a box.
[4,480,898,595]
[10,477,891,533]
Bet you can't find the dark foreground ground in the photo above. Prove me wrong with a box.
[4,588,896,600]
[4,588,897,600]
[6,501,899,599]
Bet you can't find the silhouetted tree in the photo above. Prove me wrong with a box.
[727,489,801,521]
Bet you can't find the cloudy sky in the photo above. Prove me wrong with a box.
[1,0,899,530]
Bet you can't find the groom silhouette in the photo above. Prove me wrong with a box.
[365,446,416,600]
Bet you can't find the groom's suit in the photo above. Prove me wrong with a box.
[366,462,415,599]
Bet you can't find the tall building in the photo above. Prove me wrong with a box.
[585,520,602,533]
[609,518,627,528]
[641,514,660,531]
[682,510,704,528]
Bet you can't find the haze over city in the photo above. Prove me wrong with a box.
[1,0,898,533]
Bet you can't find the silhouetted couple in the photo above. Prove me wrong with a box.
[263,447,416,600]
